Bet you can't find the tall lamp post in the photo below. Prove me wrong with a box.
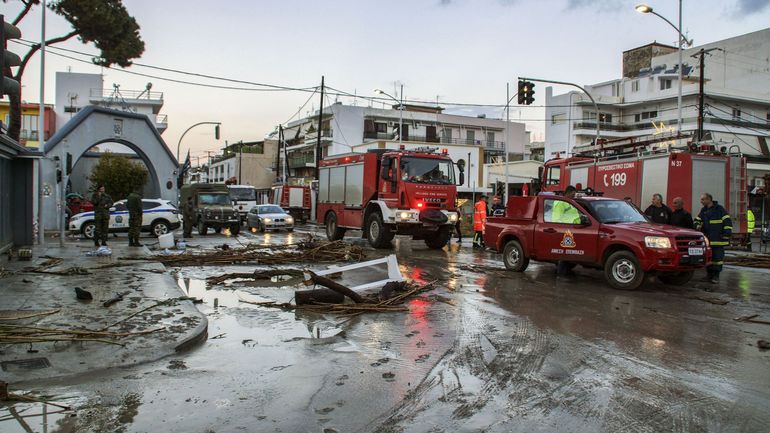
[636,2,692,135]
[176,121,221,162]
[375,85,404,144]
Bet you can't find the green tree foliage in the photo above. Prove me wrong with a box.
[5,0,145,142]
[88,152,148,201]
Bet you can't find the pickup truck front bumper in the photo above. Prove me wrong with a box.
[638,248,710,271]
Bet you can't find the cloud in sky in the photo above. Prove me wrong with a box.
[565,0,625,12]
[731,0,770,17]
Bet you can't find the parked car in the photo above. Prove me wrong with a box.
[246,204,295,232]
[65,193,94,224]
[69,199,181,239]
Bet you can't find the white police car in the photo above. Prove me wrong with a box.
[69,199,181,240]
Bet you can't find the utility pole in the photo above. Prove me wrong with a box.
[238,140,243,184]
[275,125,283,183]
[694,48,718,142]
[504,82,510,206]
[206,151,214,183]
[316,76,325,181]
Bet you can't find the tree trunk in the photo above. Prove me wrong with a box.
[295,288,345,305]
[306,271,365,303]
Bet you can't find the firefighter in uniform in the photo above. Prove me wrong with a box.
[127,190,143,247]
[473,195,488,249]
[183,196,195,238]
[694,192,732,284]
[90,185,113,247]
[554,185,579,275]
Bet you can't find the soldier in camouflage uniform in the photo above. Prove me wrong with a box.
[90,185,113,246]
[127,190,143,247]
[183,196,194,238]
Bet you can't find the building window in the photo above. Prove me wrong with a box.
[551,113,566,125]
[442,128,452,141]
[635,110,658,122]
[599,113,612,123]
[466,130,475,143]
[585,111,597,121]
[486,131,495,144]
[20,114,40,141]
[631,80,639,92]
[660,79,672,90]
[732,109,741,120]
[375,122,387,133]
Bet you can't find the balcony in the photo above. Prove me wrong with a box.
[90,87,164,114]
[288,153,316,168]
[363,131,441,143]
[155,114,168,133]
[304,129,333,142]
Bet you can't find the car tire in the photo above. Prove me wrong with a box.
[151,220,171,237]
[82,221,96,240]
[214,227,222,234]
[503,239,529,272]
[197,219,208,236]
[259,221,266,233]
[366,212,393,249]
[287,228,294,232]
[424,226,451,250]
[325,212,345,241]
[658,270,694,286]
[604,250,644,290]
[231,224,240,236]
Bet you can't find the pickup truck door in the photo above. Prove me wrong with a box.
[536,198,599,263]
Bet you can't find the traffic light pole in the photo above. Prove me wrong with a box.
[519,77,601,146]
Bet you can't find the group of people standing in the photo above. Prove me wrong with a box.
[640,192,735,284]
[89,185,144,248]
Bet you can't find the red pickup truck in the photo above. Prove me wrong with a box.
[484,195,710,290]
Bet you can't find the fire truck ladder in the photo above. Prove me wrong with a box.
[728,149,748,237]
[574,131,693,158]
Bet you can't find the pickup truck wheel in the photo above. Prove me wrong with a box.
[503,240,529,272]
[424,226,450,250]
[658,271,694,286]
[605,250,644,290]
[215,227,222,234]
[366,213,392,249]
[197,219,208,235]
[325,212,345,241]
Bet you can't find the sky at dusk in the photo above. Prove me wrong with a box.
[4,0,770,163]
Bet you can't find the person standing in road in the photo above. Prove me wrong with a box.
[747,208,755,251]
[127,190,143,247]
[473,195,488,249]
[694,192,732,284]
[644,193,672,224]
[554,185,579,276]
[669,197,693,229]
[183,196,195,238]
[91,185,113,247]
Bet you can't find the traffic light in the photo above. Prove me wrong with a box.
[66,153,73,175]
[215,124,220,140]
[517,80,536,105]
[1,15,22,97]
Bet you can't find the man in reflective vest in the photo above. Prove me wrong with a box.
[747,209,755,251]
[473,195,488,249]
[694,192,732,284]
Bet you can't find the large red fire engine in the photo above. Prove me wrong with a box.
[541,134,749,237]
[317,147,464,249]
[271,183,312,223]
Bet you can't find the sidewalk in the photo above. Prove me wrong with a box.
[0,238,208,385]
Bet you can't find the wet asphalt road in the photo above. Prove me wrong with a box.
[4,226,770,433]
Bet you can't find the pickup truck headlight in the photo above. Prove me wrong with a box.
[644,236,672,249]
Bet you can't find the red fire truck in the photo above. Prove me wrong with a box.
[541,134,749,238]
[271,183,312,223]
[318,147,464,249]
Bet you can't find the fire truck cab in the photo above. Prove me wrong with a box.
[318,147,463,249]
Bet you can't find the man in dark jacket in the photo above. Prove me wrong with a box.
[90,185,113,247]
[695,193,732,284]
[644,193,672,224]
[183,196,195,238]
[669,197,693,229]
[127,190,143,247]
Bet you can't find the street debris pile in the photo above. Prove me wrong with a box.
[147,238,366,267]
[725,254,770,268]
[238,279,439,317]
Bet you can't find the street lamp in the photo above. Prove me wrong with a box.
[176,121,221,163]
[375,85,404,144]
[636,2,692,135]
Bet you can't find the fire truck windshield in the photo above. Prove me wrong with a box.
[400,157,455,185]
[581,200,647,224]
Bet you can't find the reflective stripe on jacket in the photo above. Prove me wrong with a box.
[695,202,732,246]
[473,200,487,231]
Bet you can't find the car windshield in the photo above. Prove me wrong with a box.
[258,206,285,214]
[582,200,647,224]
[199,193,231,205]
[229,187,257,201]
[400,157,455,185]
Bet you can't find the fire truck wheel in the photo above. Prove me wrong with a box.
[325,212,345,241]
[503,239,529,272]
[366,212,392,249]
[657,270,694,286]
[197,219,208,235]
[604,250,644,290]
[424,226,451,250]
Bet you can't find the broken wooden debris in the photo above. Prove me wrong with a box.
[305,271,365,303]
[207,269,305,285]
[735,314,770,325]
[296,288,345,305]
[148,237,365,267]
[725,254,770,268]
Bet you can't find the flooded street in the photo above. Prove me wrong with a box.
[4,228,770,433]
